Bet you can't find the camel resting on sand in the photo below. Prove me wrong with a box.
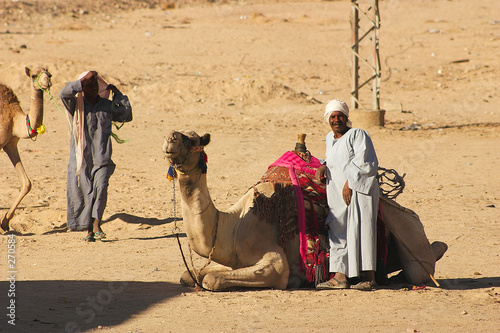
[1,66,52,233]
[163,130,447,291]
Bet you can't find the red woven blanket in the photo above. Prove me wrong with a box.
[260,151,330,283]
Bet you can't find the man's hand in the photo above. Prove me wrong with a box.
[315,165,327,184]
[107,84,120,95]
[342,180,352,206]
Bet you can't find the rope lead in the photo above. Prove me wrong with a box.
[377,167,406,199]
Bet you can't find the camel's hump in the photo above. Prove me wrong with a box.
[0,84,20,106]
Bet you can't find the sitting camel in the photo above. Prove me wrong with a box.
[0,66,52,233]
[163,130,447,290]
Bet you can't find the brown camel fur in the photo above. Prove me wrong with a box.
[163,130,447,290]
[0,66,52,233]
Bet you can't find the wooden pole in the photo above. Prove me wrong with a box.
[351,0,382,113]
[373,0,381,111]
[351,0,359,110]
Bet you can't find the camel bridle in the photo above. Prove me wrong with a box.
[172,145,205,174]
[32,70,51,91]
[32,70,68,117]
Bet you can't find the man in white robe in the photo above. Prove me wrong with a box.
[316,100,379,290]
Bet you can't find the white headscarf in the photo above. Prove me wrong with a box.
[323,99,352,127]
[66,71,110,185]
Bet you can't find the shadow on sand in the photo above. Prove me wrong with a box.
[384,275,500,291]
[1,280,182,332]
[36,213,181,236]
[104,213,179,227]
[436,276,500,290]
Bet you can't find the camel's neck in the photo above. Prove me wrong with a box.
[178,172,213,212]
[29,87,44,129]
[178,172,220,256]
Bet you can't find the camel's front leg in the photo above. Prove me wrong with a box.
[1,143,31,233]
[180,263,232,287]
[202,252,289,291]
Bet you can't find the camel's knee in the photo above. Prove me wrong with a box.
[202,273,225,291]
[25,179,32,194]
[21,178,32,196]
[265,252,289,289]
[252,258,289,290]
[180,270,196,287]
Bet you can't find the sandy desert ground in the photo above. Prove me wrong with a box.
[0,0,499,332]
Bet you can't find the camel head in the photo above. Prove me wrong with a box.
[25,66,52,91]
[163,130,210,173]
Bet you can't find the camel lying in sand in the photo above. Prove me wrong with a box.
[163,130,447,290]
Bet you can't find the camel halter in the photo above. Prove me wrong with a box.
[32,70,50,90]
[33,70,62,115]
[166,145,207,181]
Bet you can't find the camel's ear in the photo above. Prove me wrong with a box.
[200,133,211,146]
[25,67,31,77]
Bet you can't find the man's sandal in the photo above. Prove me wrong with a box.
[351,280,377,291]
[83,235,96,242]
[316,277,350,290]
[94,231,106,240]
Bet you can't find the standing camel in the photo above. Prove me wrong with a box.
[0,66,52,233]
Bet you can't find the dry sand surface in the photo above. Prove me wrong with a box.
[1,0,499,332]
